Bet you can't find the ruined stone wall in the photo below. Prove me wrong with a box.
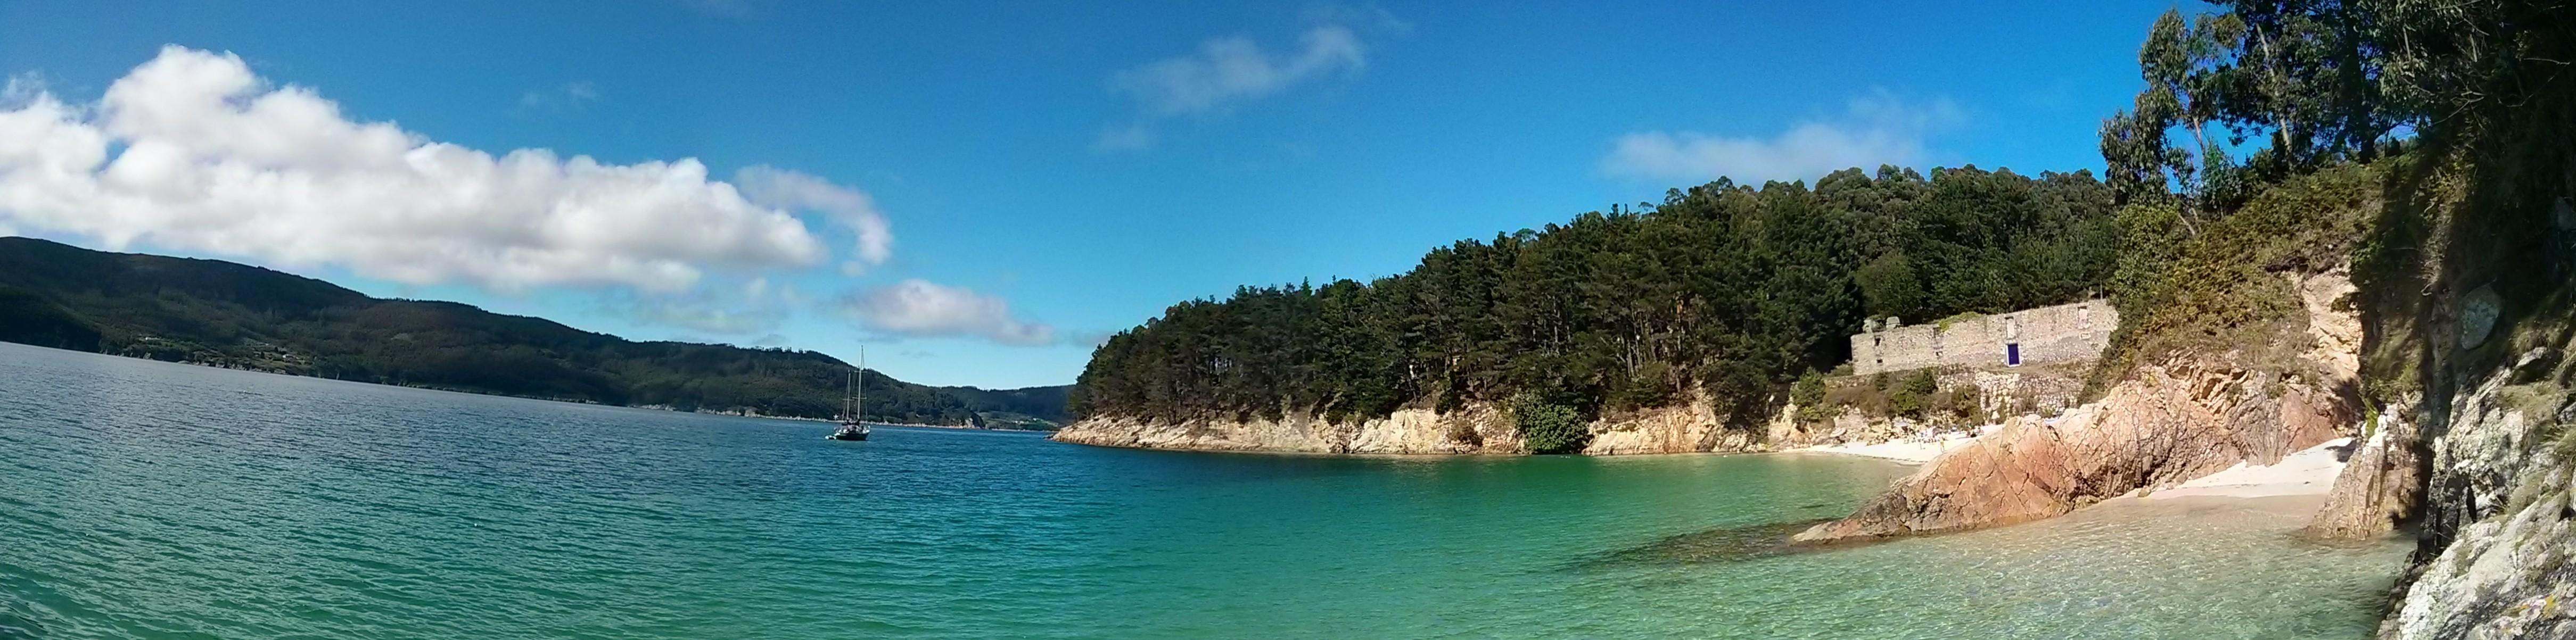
[1849,300,2116,375]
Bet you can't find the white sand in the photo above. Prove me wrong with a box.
[1795,431,1982,464]
[2136,437,2353,500]
[1797,426,2356,500]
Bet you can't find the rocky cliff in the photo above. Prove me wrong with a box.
[1050,393,1778,455]
[1049,405,1522,454]
[2368,347,2575,638]
[1791,358,2350,542]
[1793,267,2364,544]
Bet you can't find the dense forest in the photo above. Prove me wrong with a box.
[1070,165,2121,429]
[1071,0,2542,445]
[0,237,1068,428]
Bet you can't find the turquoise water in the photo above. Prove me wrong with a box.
[1,343,2409,639]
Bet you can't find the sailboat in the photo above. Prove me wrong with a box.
[827,350,871,442]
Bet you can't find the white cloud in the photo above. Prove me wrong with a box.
[1113,24,1364,116]
[1602,92,1964,185]
[838,279,1056,346]
[0,46,866,294]
[1099,14,1384,151]
[517,81,598,112]
[637,298,780,334]
[618,275,809,335]
[733,164,892,269]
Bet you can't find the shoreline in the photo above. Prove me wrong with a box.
[1793,430,2355,500]
[1786,428,1989,464]
[2127,437,2352,500]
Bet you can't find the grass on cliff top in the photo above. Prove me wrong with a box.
[2086,162,2385,399]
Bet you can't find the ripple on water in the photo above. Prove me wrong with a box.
[0,344,2409,639]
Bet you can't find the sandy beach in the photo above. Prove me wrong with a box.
[1791,429,1986,464]
[2131,437,2353,500]
[1797,430,2353,501]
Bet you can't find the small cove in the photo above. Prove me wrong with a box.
[0,343,2408,639]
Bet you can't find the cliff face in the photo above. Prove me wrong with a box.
[1791,359,2349,542]
[2373,348,2575,639]
[1050,393,1772,455]
[1049,405,1522,454]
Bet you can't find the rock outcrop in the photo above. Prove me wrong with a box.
[1792,359,2349,543]
[1051,393,1779,456]
[2302,406,2425,538]
[2372,348,2576,639]
[1048,404,1521,454]
[2383,468,2576,639]
[1793,267,2365,544]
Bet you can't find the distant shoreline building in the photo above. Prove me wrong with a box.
[1848,300,2116,375]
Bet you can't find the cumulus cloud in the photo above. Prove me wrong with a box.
[621,275,809,335]
[1602,92,1964,185]
[0,46,888,294]
[733,164,891,270]
[1099,12,1387,151]
[838,279,1057,346]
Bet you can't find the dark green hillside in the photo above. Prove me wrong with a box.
[941,384,1074,429]
[1069,165,2121,431]
[0,237,1027,426]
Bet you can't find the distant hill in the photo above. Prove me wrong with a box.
[941,384,1073,429]
[0,237,1069,429]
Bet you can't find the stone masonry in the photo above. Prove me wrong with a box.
[1849,300,2117,376]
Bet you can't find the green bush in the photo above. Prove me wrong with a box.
[1512,393,1589,454]
[1888,370,1940,419]
[1790,370,1829,421]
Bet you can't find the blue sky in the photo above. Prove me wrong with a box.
[0,1,2186,388]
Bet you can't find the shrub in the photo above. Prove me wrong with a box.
[1790,370,1829,421]
[1889,370,1939,419]
[1933,312,1982,333]
[1512,393,1589,454]
[1614,360,1678,410]
[1930,387,1982,422]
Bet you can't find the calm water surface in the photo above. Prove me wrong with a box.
[0,343,2409,639]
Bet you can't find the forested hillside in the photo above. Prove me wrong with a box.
[1070,165,2120,428]
[0,237,1067,426]
[941,385,1074,422]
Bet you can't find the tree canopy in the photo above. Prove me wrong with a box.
[1071,165,2119,428]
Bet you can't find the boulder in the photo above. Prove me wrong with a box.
[1794,362,2348,543]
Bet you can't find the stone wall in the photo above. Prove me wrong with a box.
[1849,300,2116,375]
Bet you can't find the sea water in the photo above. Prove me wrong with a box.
[0,343,2409,639]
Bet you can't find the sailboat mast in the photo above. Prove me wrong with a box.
[855,347,865,425]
